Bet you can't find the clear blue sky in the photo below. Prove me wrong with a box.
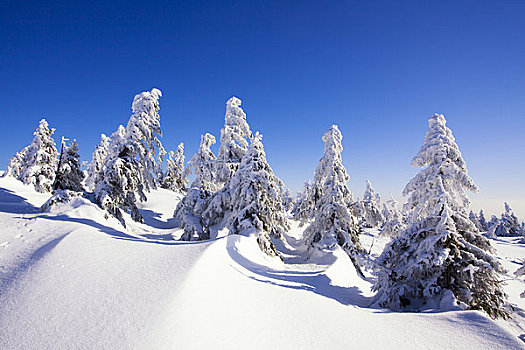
[1,1,524,218]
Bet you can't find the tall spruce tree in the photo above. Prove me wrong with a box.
[125,88,166,191]
[4,147,29,178]
[356,180,385,228]
[216,97,252,187]
[204,133,289,256]
[85,134,110,191]
[162,143,187,192]
[373,114,507,319]
[94,88,165,225]
[53,139,84,192]
[17,119,59,193]
[174,133,218,241]
[478,209,489,231]
[302,125,365,273]
[95,125,144,226]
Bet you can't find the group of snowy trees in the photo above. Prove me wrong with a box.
[3,88,188,226]
[4,90,524,319]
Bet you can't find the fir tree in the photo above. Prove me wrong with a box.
[469,210,482,232]
[478,209,489,231]
[490,202,521,236]
[227,133,289,256]
[125,88,166,191]
[18,119,59,193]
[374,114,507,319]
[94,125,144,226]
[53,138,84,192]
[3,147,29,178]
[380,194,405,238]
[356,180,384,228]
[216,97,252,186]
[291,180,318,225]
[174,133,218,241]
[162,143,187,192]
[302,125,365,273]
[85,134,110,191]
[201,132,288,256]
[94,88,165,225]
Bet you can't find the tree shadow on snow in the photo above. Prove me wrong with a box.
[138,208,178,230]
[226,238,372,307]
[0,187,39,214]
[36,214,209,246]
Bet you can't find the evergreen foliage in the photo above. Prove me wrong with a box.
[17,119,59,193]
[374,114,507,319]
[53,138,84,192]
[302,125,365,273]
[162,143,187,192]
[85,134,110,191]
[175,133,218,241]
[216,97,252,186]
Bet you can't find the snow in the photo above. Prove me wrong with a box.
[0,176,524,349]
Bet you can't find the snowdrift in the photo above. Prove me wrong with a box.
[0,177,524,349]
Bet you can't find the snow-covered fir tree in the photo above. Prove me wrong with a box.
[125,88,166,191]
[53,138,84,192]
[302,125,365,273]
[469,210,482,232]
[478,209,489,231]
[281,188,295,212]
[356,180,384,228]
[291,180,318,225]
[216,97,252,186]
[93,88,166,225]
[205,133,289,256]
[380,194,405,238]
[3,147,29,178]
[174,133,218,241]
[17,119,59,193]
[489,202,521,237]
[162,143,187,192]
[94,125,144,226]
[85,134,110,191]
[374,114,507,319]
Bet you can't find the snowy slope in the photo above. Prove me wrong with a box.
[0,176,524,349]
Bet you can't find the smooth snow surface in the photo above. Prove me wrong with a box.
[0,176,524,349]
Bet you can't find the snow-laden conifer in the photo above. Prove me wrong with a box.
[216,97,252,186]
[85,134,110,191]
[469,210,482,233]
[291,181,318,225]
[162,143,187,192]
[478,209,489,231]
[17,119,58,193]
[356,180,384,228]
[4,147,29,178]
[373,114,507,319]
[380,194,405,238]
[93,88,165,225]
[94,125,144,226]
[174,133,218,241]
[125,88,166,191]
[53,138,84,192]
[489,202,521,237]
[208,133,288,256]
[302,125,364,272]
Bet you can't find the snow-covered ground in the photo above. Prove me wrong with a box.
[0,176,524,349]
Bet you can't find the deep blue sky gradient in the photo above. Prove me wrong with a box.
[1,1,524,217]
